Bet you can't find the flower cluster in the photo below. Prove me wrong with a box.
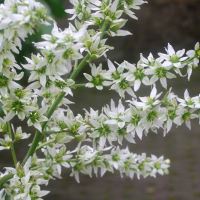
[0,0,49,71]
[0,0,199,199]
[84,43,200,97]
[66,0,146,36]
[47,86,200,150]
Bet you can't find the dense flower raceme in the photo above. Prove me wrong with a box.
[66,0,146,36]
[0,147,169,199]
[0,0,50,71]
[0,0,199,199]
[21,0,148,91]
[44,86,200,150]
[84,43,200,97]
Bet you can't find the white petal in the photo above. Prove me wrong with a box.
[134,80,141,91]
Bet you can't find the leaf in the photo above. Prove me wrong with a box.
[43,0,65,18]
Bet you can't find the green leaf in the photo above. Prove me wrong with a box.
[43,0,65,18]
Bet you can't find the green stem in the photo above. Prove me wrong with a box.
[100,19,110,39]
[70,54,91,80]
[0,174,13,189]
[22,56,92,165]
[22,92,65,166]
[22,57,89,165]
[7,123,17,166]
[22,19,111,165]
[36,139,55,151]
[0,19,111,188]
[73,83,86,89]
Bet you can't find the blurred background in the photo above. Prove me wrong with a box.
[1,0,200,199]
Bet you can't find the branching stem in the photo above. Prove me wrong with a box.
[0,19,110,188]
[7,123,17,167]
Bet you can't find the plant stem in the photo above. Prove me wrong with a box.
[73,83,86,89]
[100,19,110,39]
[22,92,65,165]
[36,139,55,151]
[0,174,13,189]
[23,19,111,163]
[22,20,110,165]
[70,54,91,80]
[7,123,17,166]
[22,56,90,165]
[0,19,111,187]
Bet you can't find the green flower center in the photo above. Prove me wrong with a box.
[119,79,129,89]
[74,162,84,171]
[11,100,24,113]
[112,71,121,80]
[37,66,46,74]
[118,128,126,136]
[138,161,145,170]
[0,74,9,88]
[47,52,55,64]
[92,75,103,86]
[187,99,194,106]
[70,123,80,136]
[134,68,145,80]
[196,49,200,57]
[147,110,157,122]
[168,110,176,120]
[35,8,47,21]
[15,89,25,98]
[147,97,154,106]
[112,154,120,161]
[3,58,12,68]
[98,124,110,136]
[182,112,191,121]
[131,114,141,126]
[118,0,134,10]
[155,67,167,78]
[75,3,91,20]
[55,81,67,89]
[126,0,134,6]
[29,111,40,123]
[155,162,161,169]
[170,55,179,63]
[63,49,74,59]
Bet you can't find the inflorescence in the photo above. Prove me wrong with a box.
[0,0,199,199]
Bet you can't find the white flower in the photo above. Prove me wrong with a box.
[84,64,110,90]
[0,189,5,200]
[3,88,35,121]
[174,107,198,130]
[110,75,135,98]
[124,60,149,91]
[138,87,162,108]
[177,90,199,109]
[122,0,147,19]
[186,42,200,67]
[27,108,48,132]
[0,134,12,151]
[82,32,112,58]
[147,62,176,88]
[105,59,125,80]
[14,126,31,141]
[125,106,144,140]
[104,99,126,128]
[0,69,23,96]
[158,43,187,68]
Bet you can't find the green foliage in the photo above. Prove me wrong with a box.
[43,0,65,18]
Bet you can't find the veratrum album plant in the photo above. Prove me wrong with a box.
[0,0,199,199]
